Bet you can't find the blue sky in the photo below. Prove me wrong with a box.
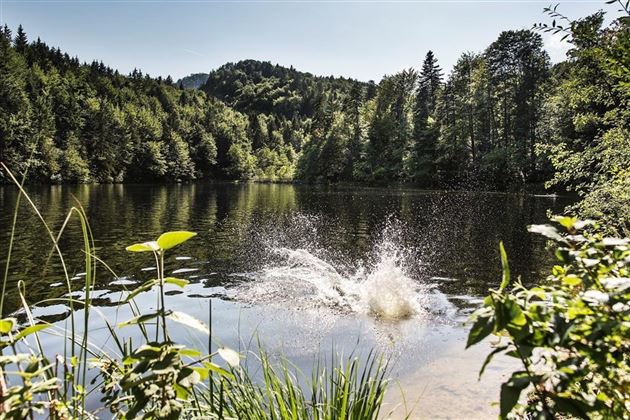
[0,1,608,81]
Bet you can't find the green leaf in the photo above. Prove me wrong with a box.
[466,313,494,348]
[126,241,160,253]
[504,299,529,340]
[479,345,508,379]
[156,231,197,251]
[500,371,530,418]
[553,216,577,229]
[125,279,159,302]
[551,396,593,418]
[179,348,202,358]
[118,311,168,328]
[0,318,16,334]
[192,366,210,381]
[562,275,582,286]
[499,242,511,292]
[14,323,51,341]
[164,277,189,288]
[202,361,234,379]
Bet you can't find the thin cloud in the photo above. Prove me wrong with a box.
[183,48,205,57]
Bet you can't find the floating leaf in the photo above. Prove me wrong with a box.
[218,347,240,367]
[157,231,197,251]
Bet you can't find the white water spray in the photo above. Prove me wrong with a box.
[235,234,453,321]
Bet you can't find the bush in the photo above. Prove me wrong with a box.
[468,216,629,418]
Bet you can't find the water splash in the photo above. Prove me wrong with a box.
[234,217,454,321]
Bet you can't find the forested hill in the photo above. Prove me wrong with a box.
[202,60,369,119]
[1,3,629,230]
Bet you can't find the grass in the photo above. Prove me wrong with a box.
[210,349,389,420]
[0,162,393,419]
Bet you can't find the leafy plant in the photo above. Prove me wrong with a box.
[467,217,629,418]
[96,230,237,419]
[0,163,391,419]
[211,349,390,420]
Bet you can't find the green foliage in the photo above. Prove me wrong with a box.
[535,5,630,233]
[0,173,391,419]
[214,350,389,420]
[2,2,629,207]
[468,217,629,418]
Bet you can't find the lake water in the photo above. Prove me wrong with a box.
[0,183,570,418]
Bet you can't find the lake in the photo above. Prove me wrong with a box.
[0,183,570,418]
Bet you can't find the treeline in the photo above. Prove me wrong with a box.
[1,3,628,210]
[0,25,258,183]
[199,38,550,188]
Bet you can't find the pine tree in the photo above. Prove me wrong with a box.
[1,25,11,43]
[419,51,443,114]
[411,51,443,184]
[14,24,28,53]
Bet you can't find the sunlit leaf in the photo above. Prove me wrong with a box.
[179,348,202,358]
[192,366,209,381]
[14,324,51,341]
[164,277,189,288]
[0,318,16,334]
[168,311,209,335]
[218,347,240,367]
[126,241,160,252]
[202,361,234,379]
[499,242,511,292]
[157,231,197,251]
[118,311,167,328]
[528,224,564,242]
[125,279,159,302]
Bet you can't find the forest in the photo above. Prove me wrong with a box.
[0,2,628,418]
[0,4,628,231]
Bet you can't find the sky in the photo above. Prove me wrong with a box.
[0,0,611,82]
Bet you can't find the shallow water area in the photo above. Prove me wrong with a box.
[0,183,570,417]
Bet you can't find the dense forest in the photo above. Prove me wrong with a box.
[0,4,628,229]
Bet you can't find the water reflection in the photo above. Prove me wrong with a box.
[1,183,569,318]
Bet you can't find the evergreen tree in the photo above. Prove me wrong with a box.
[410,51,443,184]
[14,24,28,53]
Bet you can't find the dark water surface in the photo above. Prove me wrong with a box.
[0,183,570,417]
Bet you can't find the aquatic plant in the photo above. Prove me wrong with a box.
[213,349,389,420]
[468,216,629,418]
[0,163,391,419]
